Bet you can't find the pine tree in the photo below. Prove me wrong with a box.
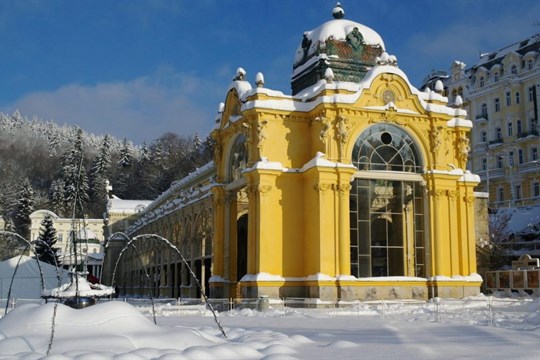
[34,215,61,266]
[117,138,132,168]
[49,179,66,216]
[89,135,112,216]
[59,128,89,217]
[14,178,35,239]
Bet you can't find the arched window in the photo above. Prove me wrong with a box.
[350,124,426,278]
[352,124,422,173]
[228,134,248,182]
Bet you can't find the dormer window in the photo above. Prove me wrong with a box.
[528,59,534,70]
[494,72,499,82]
[511,65,518,75]
[479,76,485,87]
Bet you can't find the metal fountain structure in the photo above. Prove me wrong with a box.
[0,152,227,356]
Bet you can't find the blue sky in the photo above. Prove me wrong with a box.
[0,0,539,144]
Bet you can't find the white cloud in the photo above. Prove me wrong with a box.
[1,69,226,144]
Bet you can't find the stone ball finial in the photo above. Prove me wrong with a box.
[455,95,463,107]
[234,67,246,81]
[332,2,344,19]
[434,80,444,93]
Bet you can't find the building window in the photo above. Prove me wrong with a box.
[496,127,502,140]
[480,103,488,117]
[494,98,500,112]
[506,91,511,106]
[498,187,505,202]
[507,122,513,136]
[350,124,425,278]
[517,119,522,134]
[529,86,535,102]
[480,77,485,87]
[508,150,514,166]
[532,119,537,132]
[482,158,487,171]
[497,155,503,168]
[516,185,522,200]
[481,131,487,143]
[533,182,540,198]
[494,72,499,82]
[518,148,524,164]
[532,147,538,161]
[516,91,521,104]
[229,134,248,182]
[528,60,534,70]
[511,65,518,75]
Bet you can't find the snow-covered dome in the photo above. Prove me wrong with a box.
[291,3,385,95]
[293,5,385,65]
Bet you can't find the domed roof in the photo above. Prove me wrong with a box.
[291,3,386,95]
[294,8,385,65]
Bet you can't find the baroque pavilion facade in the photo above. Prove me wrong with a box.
[108,4,484,301]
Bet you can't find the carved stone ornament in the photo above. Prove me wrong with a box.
[247,184,272,196]
[458,133,471,163]
[332,183,352,193]
[446,190,459,199]
[315,116,330,145]
[313,183,332,193]
[464,195,475,204]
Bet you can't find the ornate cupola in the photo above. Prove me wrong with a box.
[291,3,385,95]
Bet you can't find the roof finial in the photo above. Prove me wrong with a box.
[332,2,344,19]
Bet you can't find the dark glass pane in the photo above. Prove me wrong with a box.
[358,256,370,277]
[388,214,402,246]
[350,212,357,228]
[350,196,357,211]
[371,247,387,277]
[388,248,404,276]
[350,229,358,246]
[350,246,358,263]
[358,221,369,254]
[371,218,388,246]
[351,264,359,277]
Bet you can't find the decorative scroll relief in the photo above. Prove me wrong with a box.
[334,115,350,160]
[457,133,470,164]
[332,183,352,193]
[257,120,268,154]
[314,116,330,145]
[313,183,332,193]
[247,184,273,197]
[446,190,459,199]
[464,195,475,204]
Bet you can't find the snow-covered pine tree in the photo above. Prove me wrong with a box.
[59,128,89,217]
[49,179,66,216]
[14,178,35,239]
[117,138,132,168]
[34,214,61,266]
[89,135,112,216]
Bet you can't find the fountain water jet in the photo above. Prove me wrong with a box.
[109,232,228,339]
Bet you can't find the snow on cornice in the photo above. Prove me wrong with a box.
[242,65,463,118]
[447,117,473,128]
[300,151,356,172]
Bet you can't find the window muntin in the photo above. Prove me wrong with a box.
[516,92,521,104]
[494,98,500,112]
[352,124,422,173]
[350,124,425,278]
[507,122,513,136]
[350,179,425,278]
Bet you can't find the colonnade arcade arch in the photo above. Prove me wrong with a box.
[111,195,214,299]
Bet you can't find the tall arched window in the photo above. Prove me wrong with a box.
[350,124,426,278]
[228,134,248,182]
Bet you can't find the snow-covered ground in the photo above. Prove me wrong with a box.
[1,294,539,359]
